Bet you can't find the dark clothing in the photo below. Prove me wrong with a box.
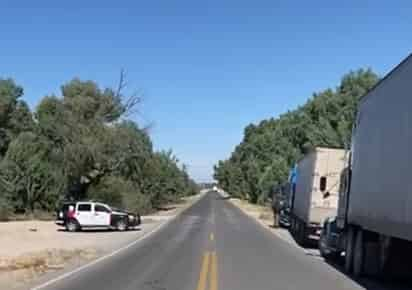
[271,198,280,228]
[272,208,279,227]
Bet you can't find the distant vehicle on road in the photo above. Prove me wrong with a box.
[320,54,412,277]
[289,147,346,245]
[55,201,140,232]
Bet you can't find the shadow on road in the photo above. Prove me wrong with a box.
[323,258,412,290]
[215,196,231,200]
[283,228,412,290]
[57,227,142,233]
[155,205,178,211]
[290,233,319,249]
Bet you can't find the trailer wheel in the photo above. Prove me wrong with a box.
[295,219,299,239]
[345,227,355,274]
[353,229,364,277]
[294,218,298,238]
[291,217,296,237]
[294,219,300,242]
[378,235,391,274]
[364,239,379,276]
[295,221,301,243]
[319,234,328,258]
[299,223,307,246]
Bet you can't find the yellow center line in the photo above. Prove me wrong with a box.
[196,252,210,290]
[210,233,214,241]
[210,252,218,290]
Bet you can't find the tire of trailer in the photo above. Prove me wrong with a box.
[295,219,300,241]
[293,218,297,236]
[290,216,296,237]
[353,228,364,277]
[293,218,298,237]
[345,226,355,274]
[378,235,391,274]
[319,234,330,259]
[299,222,307,246]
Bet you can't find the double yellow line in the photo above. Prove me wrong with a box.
[196,251,218,290]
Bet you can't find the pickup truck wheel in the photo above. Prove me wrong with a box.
[345,227,355,274]
[116,219,127,231]
[353,229,364,277]
[291,217,297,236]
[66,219,79,232]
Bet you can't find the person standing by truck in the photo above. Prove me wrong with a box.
[271,184,282,228]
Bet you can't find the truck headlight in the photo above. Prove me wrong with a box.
[128,215,134,220]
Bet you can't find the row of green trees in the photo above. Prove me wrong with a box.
[0,77,197,220]
[214,69,379,204]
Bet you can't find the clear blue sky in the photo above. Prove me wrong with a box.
[1,1,411,182]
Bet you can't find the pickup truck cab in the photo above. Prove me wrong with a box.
[56,201,140,232]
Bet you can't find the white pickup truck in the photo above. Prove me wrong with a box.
[56,201,140,232]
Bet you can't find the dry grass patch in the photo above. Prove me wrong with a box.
[230,198,273,222]
[0,248,98,274]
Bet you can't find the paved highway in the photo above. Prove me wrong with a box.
[34,192,392,290]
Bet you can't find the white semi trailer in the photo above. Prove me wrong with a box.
[319,54,412,278]
[290,147,346,245]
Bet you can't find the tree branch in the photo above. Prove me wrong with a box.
[114,69,143,117]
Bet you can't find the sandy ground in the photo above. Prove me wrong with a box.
[0,192,205,290]
[229,198,274,224]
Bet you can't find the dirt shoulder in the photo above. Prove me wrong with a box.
[0,192,205,290]
[229,198,273,223]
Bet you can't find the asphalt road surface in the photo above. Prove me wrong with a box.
[33,192,405,290]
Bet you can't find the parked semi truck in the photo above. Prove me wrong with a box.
[289,147,346,245]
[319,54,412,277]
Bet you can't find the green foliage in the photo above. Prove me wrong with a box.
[88,176,134,209]
[0,132,62,212]
[214,69,379,203]
[0,79,33,156]
[0,77,197,219]
[0,195,12,221]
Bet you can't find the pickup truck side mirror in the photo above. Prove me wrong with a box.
[319,176,327,192]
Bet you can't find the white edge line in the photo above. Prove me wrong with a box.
[31,193,206,290]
